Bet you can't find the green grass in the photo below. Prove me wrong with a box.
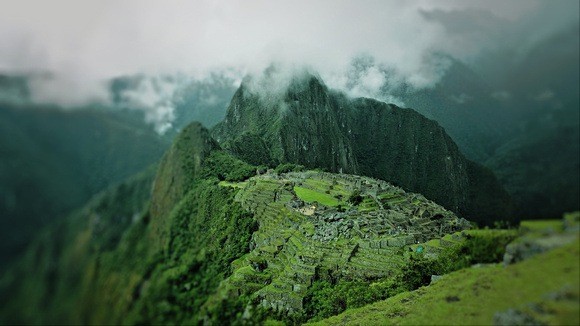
[303,178,331,189]
[310,238,580,325]
[357,198,379,212]
[294,186,343,207]
[520,219,563,232]
[218,180,247,189]
[564,212,580,226]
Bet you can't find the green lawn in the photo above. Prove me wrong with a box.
[294,186,343,207]
[520,219,564,232]
[218,180,247,189]
[310,238,580,325]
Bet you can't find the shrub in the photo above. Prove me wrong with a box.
[201,151,256,182]
[347,189,363,205]
[274,163,306,174]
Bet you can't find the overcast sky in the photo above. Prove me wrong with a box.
[0,0,578,131]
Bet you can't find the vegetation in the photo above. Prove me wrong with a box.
[225,132,277,167]
[201,150,257,182]
[303,229,518,322]
[127,180,258,324]
[294,186,342,207]
[275,163,306,174]
[1,103,576,326]
[0,105,169,267]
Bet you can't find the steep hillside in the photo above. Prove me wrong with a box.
[388,57,514,163]
[0,122,244,324]
[486,114,580,219]
[213,73,513,225]
[0,104,169,266]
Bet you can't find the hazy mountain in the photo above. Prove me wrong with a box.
[0,104,169,266]
[483,24,580,219]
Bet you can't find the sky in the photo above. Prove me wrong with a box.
[0,0,578,132]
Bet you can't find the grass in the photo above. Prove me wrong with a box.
[294,186,343,207]
[357,198,379,212]
[520,220,564,232]
[564,212,580,226]
[218,180,247,189]
[310,238,580,325]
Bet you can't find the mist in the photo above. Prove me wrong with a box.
[0,0,578,132]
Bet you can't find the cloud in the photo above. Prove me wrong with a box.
[0,0,577,129]
[491,91,512,101]
[534,89,555,102]
[118,76,179,134]
[449,93,472,105]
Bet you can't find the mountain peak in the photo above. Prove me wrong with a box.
[213,74,513,224]
[239,66,326,101]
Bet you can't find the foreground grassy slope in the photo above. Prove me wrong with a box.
[312,222,579,325]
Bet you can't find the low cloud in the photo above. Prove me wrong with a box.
[449,93,472,105]
[118,76,179,134]
[491,91,512,101]
[533,89,555,102]
[0,0,577,130]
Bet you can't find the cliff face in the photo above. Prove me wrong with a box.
[348,98,469,214]
[213,74,512,224]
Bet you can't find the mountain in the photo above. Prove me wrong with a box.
[483,24,580,219]
[3,119,574,324]
[0,104,169,266]
[486,110,580,219]
[0,122,477,324]
[213,72,513,225]
[391,57,514,163]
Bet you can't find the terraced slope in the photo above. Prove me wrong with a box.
[204,171,470,317]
